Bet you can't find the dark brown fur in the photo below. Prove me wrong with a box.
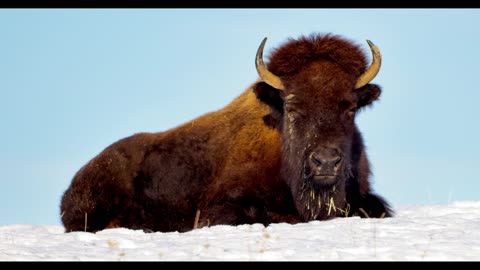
[61,33,392,233]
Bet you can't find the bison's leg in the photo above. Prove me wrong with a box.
[195,205,302,229]
[196,202,264,229]
[266,212,302,224]
[196,193,302,229]
[347,192,393,218]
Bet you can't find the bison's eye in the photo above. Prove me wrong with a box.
[285,107,305,123]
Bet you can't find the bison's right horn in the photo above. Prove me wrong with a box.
[354,40,382,89]
[255,37,285,91]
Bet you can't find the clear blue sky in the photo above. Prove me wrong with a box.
[1,9,479,225]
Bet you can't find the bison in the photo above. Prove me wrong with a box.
[60,33,393,233]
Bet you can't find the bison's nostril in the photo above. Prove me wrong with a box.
[333,159,343,173]
[310,152,322,165]
[334,157,342,169]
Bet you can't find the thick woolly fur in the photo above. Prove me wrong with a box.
[61,33,392,233]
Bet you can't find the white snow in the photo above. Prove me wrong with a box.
[1,201,480,261]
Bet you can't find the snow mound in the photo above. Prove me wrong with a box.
[1,201,479,261]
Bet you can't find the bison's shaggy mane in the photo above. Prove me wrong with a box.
[267,34,368,78]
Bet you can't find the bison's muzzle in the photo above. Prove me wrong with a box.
[306,147,343,186]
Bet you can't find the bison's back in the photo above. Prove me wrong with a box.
[61,88,290,232]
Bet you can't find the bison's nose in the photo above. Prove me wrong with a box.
[308,147,343,179]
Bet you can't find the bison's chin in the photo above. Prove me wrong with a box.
[295,176,348,221]
[311,175,339,186]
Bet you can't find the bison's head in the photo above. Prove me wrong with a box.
[253,34,382,221]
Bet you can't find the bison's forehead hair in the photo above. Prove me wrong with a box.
[266,34,368,78]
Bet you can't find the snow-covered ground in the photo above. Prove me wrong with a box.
[1,201,479,261]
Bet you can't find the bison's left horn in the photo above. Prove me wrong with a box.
[255,37,285,91]
[355,40,382,89]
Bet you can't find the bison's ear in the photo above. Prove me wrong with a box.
[253,82,284,114]
[253,82,284,129]
[356,84,382,108]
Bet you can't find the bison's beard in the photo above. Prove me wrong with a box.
[286,160,353,221]
[296,176,345,221]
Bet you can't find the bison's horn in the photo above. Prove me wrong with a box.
[355,40,382,89]
[255,37,285,91]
